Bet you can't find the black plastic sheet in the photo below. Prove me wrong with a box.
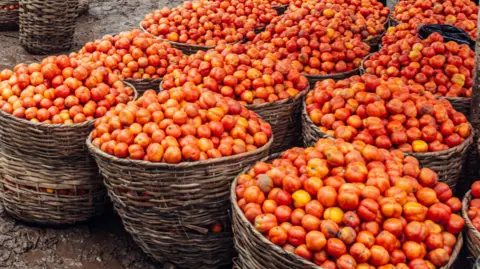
[418,24,475,51]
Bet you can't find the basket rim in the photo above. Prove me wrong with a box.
[437,95,471,101]
[232,152,464,269]
[0,81,138,130]
[159,80,310,110]
[462,190,480,241]
[86,130,274,168]
[123,77,163,83]
[138,22,242,49]
[302,101,475,157]
[230,152,322,268]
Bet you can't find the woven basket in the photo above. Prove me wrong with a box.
[86,131,273,268]
[19,0,78,54]
[0,1,19,30]
[304,68,359,86]
[301,104,329,147]
[123,78,162,96]
[272,4,288,15]
[405,127,473,189]
[302,101,474,188]
[231,153,463,269]
[159,81,307,153]
[0,83,137,225]
[0,147,106,224]
[0,82,137,159]
[463,191,480,259]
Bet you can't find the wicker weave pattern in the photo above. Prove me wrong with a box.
[463,191,480,259]
[0,1,19,30]
[87,134,273,268]
[19,0,78,54]
[0,147,105,224]
[232,153,463,269]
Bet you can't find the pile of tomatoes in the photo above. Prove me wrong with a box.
[91,85,273,163]
[252,4,371,75]
[466,181,480,231]
[364,33,474,98]
[71,30,186,81]
[236,138,463,268]
[305,74,471,153]
[0,55,136,124]
[288,0,390,40]
[161,43,309,105]
[140,0,277,46]
[391,0,478,39]
[381,23,418,47]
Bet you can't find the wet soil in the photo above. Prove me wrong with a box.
[0,0,182,70]
[0,204,162,269]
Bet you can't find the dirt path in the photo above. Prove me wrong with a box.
[0,0,181,70]
[0,204,161,269]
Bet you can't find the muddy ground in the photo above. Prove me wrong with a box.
[0,0,471,269]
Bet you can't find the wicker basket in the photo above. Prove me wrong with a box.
[86,131,273,268]
[123,78,162,96]
[231,153,463,269]
[0,83,137,225]
[19,0,78,54]
[302,101,474,188]
[0,1,19,30]
[0,82,137,159]
[301,104,329,147]
[463,191,480,259]
[160,81,307,153]
[272,4,288,15]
